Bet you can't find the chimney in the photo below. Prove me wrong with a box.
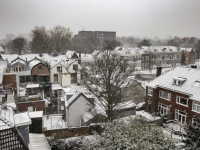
[191,64,197,69]
[156,67,162,77]
[78,51,81,65]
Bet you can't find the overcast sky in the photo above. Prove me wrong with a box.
[0,0,200,39]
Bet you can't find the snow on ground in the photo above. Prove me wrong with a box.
[136,110,161,121]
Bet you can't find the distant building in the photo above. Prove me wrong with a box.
[74,31,116,42]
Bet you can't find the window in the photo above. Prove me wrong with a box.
[73,64,78,70]
[173,77,186,86]
[57,66,62,73]
[192,101,200,113]
[54,74,58,82]
[148,87,153,96]
[175,109,187,124]
[32,75,37,82]
[176,96,188,106]
[19,67,21,71]
[145,56,149,61]
[159,90,171,100]
[28,106,33,112]
[38,65,43,71]
[158,103,170,115]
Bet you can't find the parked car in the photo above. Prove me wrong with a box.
[136,102,145,111]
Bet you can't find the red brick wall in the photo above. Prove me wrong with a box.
[17,101,45,114]
[31,63,50,83]
[2,74,17,94]
[145,86,200,124]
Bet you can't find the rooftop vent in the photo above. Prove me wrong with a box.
[193,81,200,87]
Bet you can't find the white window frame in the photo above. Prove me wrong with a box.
[176,96,188,107]
[38,65,43,71]
[159,90,171,101]
[175,109,187,124]
[158,103,170,115]
[192,101,200,113]
[148,87,153,96]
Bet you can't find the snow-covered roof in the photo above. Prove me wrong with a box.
[63,87,73,93]
[52,84,63,90]
[147,67,200,101]
[26,83,39,88]
[115,100,136,110]
[29,111,43,118]
[66,51,79,59]
[29,59,41,69]
[14,112,32,127]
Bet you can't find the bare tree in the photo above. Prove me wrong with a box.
[50,25,73,53]
[83,50,132,122]
[30,26,51,53]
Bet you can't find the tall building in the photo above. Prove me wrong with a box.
[74,31,116,42]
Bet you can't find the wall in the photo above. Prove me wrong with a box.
[31,63,50,83]
[2,73,17,94]
[67,95,92,127]
[61,74,71,87]
[114,107,136,119]
[17,101,45,114]
[68,62,82,74]
[50,63,67,84]
[44,126,90,139]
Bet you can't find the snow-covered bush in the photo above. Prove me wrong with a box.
[81,118,177,150]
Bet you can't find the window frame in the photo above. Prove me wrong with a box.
[176,96,188,107]
[158,103,170,115]
[175,109,187,124]
[54,74,58,82]
[73,64,78,70]
[192,101,200,113]
[38,65,43,71]
[159,90,171,101]
[148,87,153,96]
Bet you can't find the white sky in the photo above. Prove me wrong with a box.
[0,0,200,39]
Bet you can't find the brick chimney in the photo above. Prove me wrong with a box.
[191,64,197,69]
[78,51,81,65]
[156,67,162,77]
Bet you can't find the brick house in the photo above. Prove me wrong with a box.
[145,66,200,124]
[17,101,45,114]
[29,59,51,92]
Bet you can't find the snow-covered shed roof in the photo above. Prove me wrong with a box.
[52,84,63,90]
[147,67,200,101]
[114,100,136,110]
[14,112,32,127]
[29,111,43,118]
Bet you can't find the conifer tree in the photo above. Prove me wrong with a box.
[183,117,200,149]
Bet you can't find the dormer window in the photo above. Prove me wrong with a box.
[173,77,187,86]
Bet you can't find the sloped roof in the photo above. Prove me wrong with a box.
[147,67,200,101]
[65,92,94,107]
[66,51,79,59]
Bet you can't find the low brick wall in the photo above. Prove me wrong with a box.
[44,126,90,139]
